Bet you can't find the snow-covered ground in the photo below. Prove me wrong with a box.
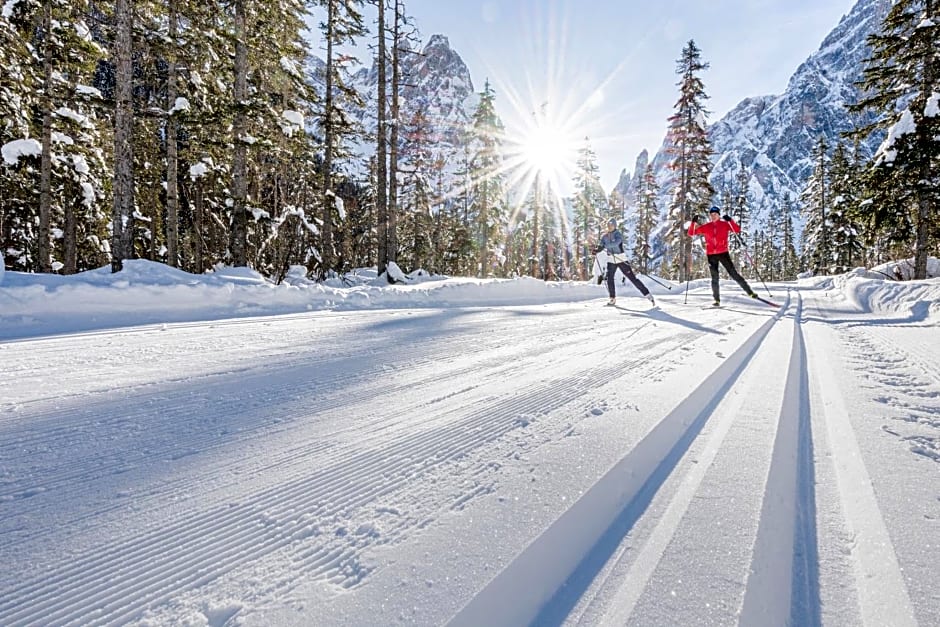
[0,260,938,626]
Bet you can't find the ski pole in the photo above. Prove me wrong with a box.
[684,257,691,304]
[639,269,673,290]
[732,232,772,297]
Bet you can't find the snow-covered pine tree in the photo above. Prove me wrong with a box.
[849,0,939,279]
[1,0,106,273]
[828,142,865,273]
[800,136,830,274]
[0,3,39,272]
[539,187,564,280]
[228,0,312,270]
[317,0,366,276]
[571,138,606,279]
[780,194,800,279]
[468,79,508,278]
[633,163,658,275]
[398,101,436,273]
[159,1,237,274]
[664,40,714,281]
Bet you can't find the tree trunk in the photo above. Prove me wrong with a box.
[387,0,400,270]
[38,0,53,273]
[64,189,76,273]
[165,0,179,267]
[321,0,335,275]
[230,0,249,267]
[375,0,388,278]
[193,178,204,273]
[914,0,936,280]
[112,0,135,273]
[531,174,540,278]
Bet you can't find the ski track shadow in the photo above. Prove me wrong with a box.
[616,306,724,335]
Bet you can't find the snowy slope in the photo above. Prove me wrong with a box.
[0,260,938,626]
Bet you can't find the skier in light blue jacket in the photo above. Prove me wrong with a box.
[595,218,655,306]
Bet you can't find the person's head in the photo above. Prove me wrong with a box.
[607,218,617,230]
[708,206,721,221]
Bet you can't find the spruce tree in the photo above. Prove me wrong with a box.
[318,0,366,275]
[828,142,865,273]
[849,0,939,279]
[801,136,830,274]
[665,40,714,281]
[633,163,658,275]
[468,79,507,278]
[1,0,106,274]
[571,138,606,279]
[780,194,800,279]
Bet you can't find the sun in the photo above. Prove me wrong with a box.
[519,117,577,181]
[502,107,581,210]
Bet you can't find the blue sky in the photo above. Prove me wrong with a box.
[397,0,857,193]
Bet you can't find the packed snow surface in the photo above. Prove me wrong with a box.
[1,259,938,626]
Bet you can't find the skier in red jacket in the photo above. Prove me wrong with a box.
[687,206,757,306]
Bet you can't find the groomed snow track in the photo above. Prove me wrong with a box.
[0,291,931,626]
[450,292,919,627]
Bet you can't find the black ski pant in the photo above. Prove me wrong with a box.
[606,261,649,298]
[707,252,753,301]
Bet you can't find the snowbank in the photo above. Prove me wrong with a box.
[2,259,935,341]
[0,260,641,340]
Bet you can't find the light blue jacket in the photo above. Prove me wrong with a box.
[599,229,625,256]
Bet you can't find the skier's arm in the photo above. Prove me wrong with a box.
[687,217,701,236]
[722,216,741,234]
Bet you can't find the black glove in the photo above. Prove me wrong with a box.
[691,215,701,225]
[593,245,604,254]
[722,214,732,222]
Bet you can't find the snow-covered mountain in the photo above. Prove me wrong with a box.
[639,0,891,234]
[611,149,649,211]
[313,34,476,181]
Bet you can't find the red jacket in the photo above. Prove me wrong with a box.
[687,218,741,255]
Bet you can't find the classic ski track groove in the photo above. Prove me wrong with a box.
[590,303,796,626]
[449,300,787,627]
[739,292,819,625]
[0,307,716,625]
[802,302,919,626]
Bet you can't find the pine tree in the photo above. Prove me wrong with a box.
[372,0,389,278]
[318,0,366,275]
[665,40,714,281]
[468,79,507,278]
[1,0,106,274]
[801,136,830,274]
[399,102,435,272]
[0,4,40,272]
[780,194,800,279]
[633,163,658,275]
[571,138,606,279]
[849,0,939,279]
[828,142,865,273]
